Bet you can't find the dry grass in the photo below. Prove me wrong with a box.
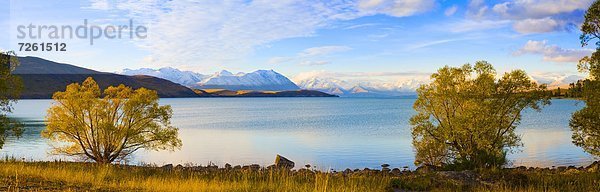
[1,161,599,191]
[0,161,393,192]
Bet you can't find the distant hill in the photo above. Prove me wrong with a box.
[13,57,104,75]
[13,57,199,99]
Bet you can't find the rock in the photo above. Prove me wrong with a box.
[305,164,311,169]
[250,164,261,171]
[162,164,174,170]
[381,167,391,173]
[343,168,353,174]
[225,163,232,169]
[557,166,567,171]
[175,164,184,170]
[381,164,390,168]
[585,161,599,172]
[233,165,242,170]
[391,168,401,175]
[516,166,527,171]
[275,154,295,169]
[207,165,218,171]
[416,165,437,173]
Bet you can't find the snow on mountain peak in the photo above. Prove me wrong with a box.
[215,70,234,76]
[198,69,299,91]
[121,67,300,91]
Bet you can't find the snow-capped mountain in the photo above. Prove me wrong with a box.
[121,68,299,91]
[121,67,205,87]
[296,77,426,97]
[529,73,586,88]
[196,70,300,91]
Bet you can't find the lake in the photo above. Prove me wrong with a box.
[2,98,597,170]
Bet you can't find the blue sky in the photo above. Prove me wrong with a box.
[1,0,596,82]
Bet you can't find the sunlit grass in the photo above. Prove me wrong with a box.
[1,160,598,191]
[0,161,392,191]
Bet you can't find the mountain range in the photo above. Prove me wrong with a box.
[122,68,299,91]
[12,57,335,99]
[120,68,422,97]
[121,67,587,97]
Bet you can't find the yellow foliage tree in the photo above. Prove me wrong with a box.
[43,77,182,163]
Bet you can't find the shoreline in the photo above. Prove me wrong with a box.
[1,160,599,191]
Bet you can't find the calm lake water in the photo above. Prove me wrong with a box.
[2,98,597,169]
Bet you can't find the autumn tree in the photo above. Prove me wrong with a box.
[0,51,23,149]
[571,0,600,157]
[42,77,182,163]
[411,61,549,170]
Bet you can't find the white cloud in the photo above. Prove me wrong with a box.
[85,0,111,10]
[492,0,594,19]
[299,61,331,66]
[343,23,380,30]
[444,5,458,16]
[90,0,434,68]
[300,46,352,57]
[455,0,593,34]
[407,37,479,50]
[513,18,560,34]
[446,19,511,33]
[492,0,594,34]
[269,45,352,65]
[466,0,488,20]
[357,0,436,17]
[514,40,593,63]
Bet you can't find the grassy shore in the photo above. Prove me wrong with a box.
[0,160,599,191]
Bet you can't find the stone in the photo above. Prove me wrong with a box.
[275,154,295,169]
[391,168,401,175]
[343,168,353,174]
[175,164,184,170]
[557,166,567,171]
[416,165,437,173]
[225,163,232,169]
[381,164,390,168]
[233,165,242,170]
[381,167,391,173]
[162,164,174,170]
[250,164,261,171]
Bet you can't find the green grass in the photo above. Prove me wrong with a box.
[0,161,599,191]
